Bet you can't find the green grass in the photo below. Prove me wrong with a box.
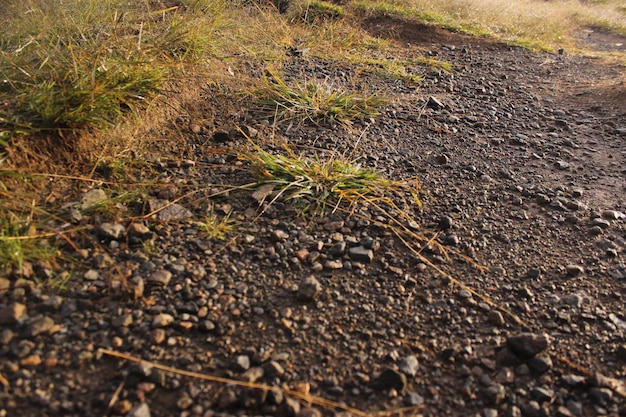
[256,71,387,126]
[244,143,421,215]
[195,205,238,240]
[0,215,58,275]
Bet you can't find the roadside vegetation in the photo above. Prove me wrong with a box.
[0,0,624,274]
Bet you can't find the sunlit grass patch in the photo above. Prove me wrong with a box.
[291,0,345,23]
[195,205,238,240]
[256,71,387,125]
[244,143,421,216]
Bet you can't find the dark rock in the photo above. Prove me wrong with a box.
[371,368,407,392]
[506,333,549,358]
[24,316,55,337]
[0,302,27,325]
[483,384,506,406]
[348,246,374,263]
[297,276,321,301]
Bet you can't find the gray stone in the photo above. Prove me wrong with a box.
[506,333,549,358]
[148,198,192,221]
[25,316,55,337]
[98,222,126,240]
[126,402,151,417]
[565,400,583,417]
[232,355,250,372]
[531,386,554,403]
[488,310,505,326]
[399,355,419,377]
[84,269,100,281]
[483,384,506,406]
[562,294,583,307]
[148,270,172,287]
[242,366,264,383]
[128,223,151,240]
[588,388,612,406]
[528,352,553,374]
[0,302,27,325]
[81,189,107,209]
[297,276,321,301]
[348,246,374,263]
[565,264,584,277]
[263,361,285,378]
[405,391,424,406]
[282,397,301,416]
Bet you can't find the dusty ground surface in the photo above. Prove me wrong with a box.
[1,15,626,417]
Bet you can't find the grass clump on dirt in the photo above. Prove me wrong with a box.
[256,72,387,126]
[245,143,421,216]
[195,206,238,241]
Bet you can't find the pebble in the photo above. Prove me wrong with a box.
[152,314,175,328]
[405,391,424,406]
[565,265,584,277]
[483,384,506,405]
[98,222,126,239]
[488,310,505,326]
[232,355,250,372]
[148,198,192,221]
[348,246,374,263]
[0,302,27,325]
[297,276,321,301]
[148,270,172,287]
[531,386,554,403]
[506,333,549,358]
[126,402,151,417]
[528,353,552,374]
[399,355,419,377]
[81,189,107,209]
[24,316,55,337]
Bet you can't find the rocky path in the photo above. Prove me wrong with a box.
[1,17,625,417]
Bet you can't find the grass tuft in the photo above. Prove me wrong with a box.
[196,205,238,240]
[245,143,421,215]
[256,71,387,125]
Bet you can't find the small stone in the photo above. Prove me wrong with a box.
[84,269,100,281]
[24,316,55,337]
[98,222,126,240]
[439,216,453,229]
[562,374,586,386]
[282,397,301,416]
[297,408,322,417]
[263,361,285,378]
[211,130,230,142]
[232,355,250,372]
[427,96,445,110]
[566,400,583,417]
[126,402,151,417]
[152,314,174,328]
[114,400,133,415]
[217,387,238,409]
[556,406,575,417]
[399,355,419,377]
[323,259,343,269]
[200,320,216,332]
[531,386,554,403]
[589,388,612,406]
[112,314,133,328]
[483,409,498,417]
[483,384,506,406]
[405,391,424,406]
[0,329,14,345]
[371,368,407,392]
[562,294,583,307]
[506,333,549,358]
[177,395,193,410]
[565,265,584,277]
[528,352,552,374]
[92,253,114,269]
[148,270,172,287]
[271,229,289,242]
[148,198,192,221]
[601,210,624,220]
[297,276,321,301]
[128,223,152,241]
[488,310,505,326]
[0,302,27,325]
[151,329,166,344]
[348,246,374,263]
[81,189,107,209]
[20,354,42,367]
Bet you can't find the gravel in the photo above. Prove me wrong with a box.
[1,15,625,417]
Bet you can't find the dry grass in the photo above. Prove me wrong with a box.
[353,0,626,51]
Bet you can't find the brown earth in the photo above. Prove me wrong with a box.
[1,13,626,417]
